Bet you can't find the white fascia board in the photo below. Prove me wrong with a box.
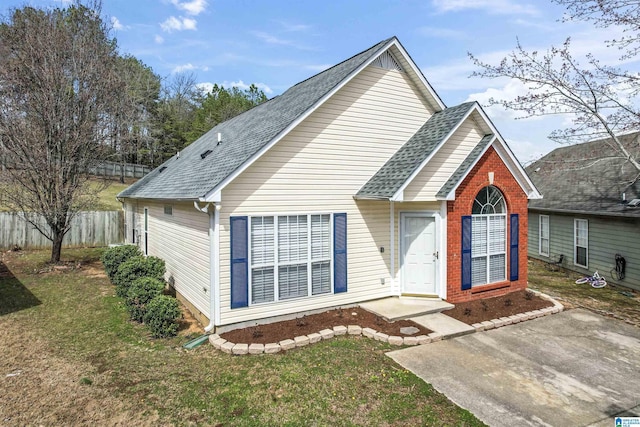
[471,106,542,200]
[201,191,221,203]
[203,39,399,202]
[492,141,542,199]
[204,38,446,202]
[439,136,542,201]
[390,40,446,111]
[390,104,477,201]
[438,135,496,201]
[391,190,403,202]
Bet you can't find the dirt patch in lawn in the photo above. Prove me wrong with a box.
[220,307,433,344]
[446,290,554,325]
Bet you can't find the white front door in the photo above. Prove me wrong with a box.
[401,213,437,295]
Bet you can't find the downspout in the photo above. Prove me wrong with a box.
[390,200,395,293]
[194,201,218,332]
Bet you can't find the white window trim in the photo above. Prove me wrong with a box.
[471,213,507,286]
[574,218,588,268]
[248,212,334,306]
[539,215,550,257]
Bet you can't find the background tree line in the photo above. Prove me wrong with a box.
[0,0,266,262]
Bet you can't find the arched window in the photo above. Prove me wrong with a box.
[471,186,506,286]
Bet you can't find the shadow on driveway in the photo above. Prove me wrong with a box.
[0,260,41,315]
[388,309,640,427]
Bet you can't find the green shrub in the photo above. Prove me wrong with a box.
[101,245,141,281]
[126,277,165,322]
[144,295,181,338]
[113,256,165,298]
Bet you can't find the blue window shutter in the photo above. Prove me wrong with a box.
[510,214,519,281]
[333,213,347,293]
[230,216,249,308]
[461,216,472,290]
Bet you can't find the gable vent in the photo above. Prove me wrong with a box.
[372,51,403,72]
[200,149,213,159]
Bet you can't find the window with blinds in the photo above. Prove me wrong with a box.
[574,219,588,268]
[249,214,332,304]
[539,215,550,257]
[471,186,506,286]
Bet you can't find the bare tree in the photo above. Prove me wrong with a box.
[468,0,640,179]
[0,1,123,262]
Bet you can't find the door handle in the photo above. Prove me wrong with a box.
[433,251,439,260]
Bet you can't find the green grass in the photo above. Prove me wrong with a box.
[0,248,485,426]
[0,179,130,212]
[92,180,130,211]
[528,259,640,326]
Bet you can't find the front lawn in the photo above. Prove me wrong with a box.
[0,248,484,426]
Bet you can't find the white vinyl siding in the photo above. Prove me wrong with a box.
[249,214,331,305]
[574,219,588,268]
[133,201,211,318]
[403,111,487,201]
[219,61,434,325]
[539,215,550,257]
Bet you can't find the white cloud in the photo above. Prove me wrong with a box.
[252,31,294,46]
[154,35,164,44]
[417,26,466,40]
[304,64,332,72]
[172,63,209,73]
[197,80,273,95]
[170,0,208,16]
[276,21,312,32]
[160,16,197,33]
[111,16,125,30]
[465,78,540,121]
[431,0,538,16]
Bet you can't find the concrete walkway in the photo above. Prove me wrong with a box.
[388,309,640,427]
[360,297,475,339]
[360,297,453,320]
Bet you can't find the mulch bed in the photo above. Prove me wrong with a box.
[445,290,554,325]
[220,307,433,345]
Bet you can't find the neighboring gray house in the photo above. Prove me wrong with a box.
[526,134,640,291]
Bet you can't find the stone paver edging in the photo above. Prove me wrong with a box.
[208,291,564,355]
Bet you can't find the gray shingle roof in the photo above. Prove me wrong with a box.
[355,101,477,199]
[119,37,395,200]
[435,133,494,199]
[526,133,640,217]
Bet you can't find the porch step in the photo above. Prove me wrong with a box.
[359,297,454,321]
[409,313,476,339]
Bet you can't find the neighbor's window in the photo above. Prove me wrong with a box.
[471,186,506,286]
[539,215,550,257]
[574,219,588,268]
[164,205,173,215]
[250,214,331,304]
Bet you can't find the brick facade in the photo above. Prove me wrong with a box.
[446,146,529,303]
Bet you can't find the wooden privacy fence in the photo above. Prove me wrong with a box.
[88,161,151,178]
[0,210,124,249]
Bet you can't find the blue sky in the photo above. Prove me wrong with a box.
[3,0,638,163]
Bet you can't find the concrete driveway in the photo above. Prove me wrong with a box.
[388,309,640,427]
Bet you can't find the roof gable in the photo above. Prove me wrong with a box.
[526,133,640,216]
[355,102,476,200]
[119,37,444,201]
[356,102,541,201]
